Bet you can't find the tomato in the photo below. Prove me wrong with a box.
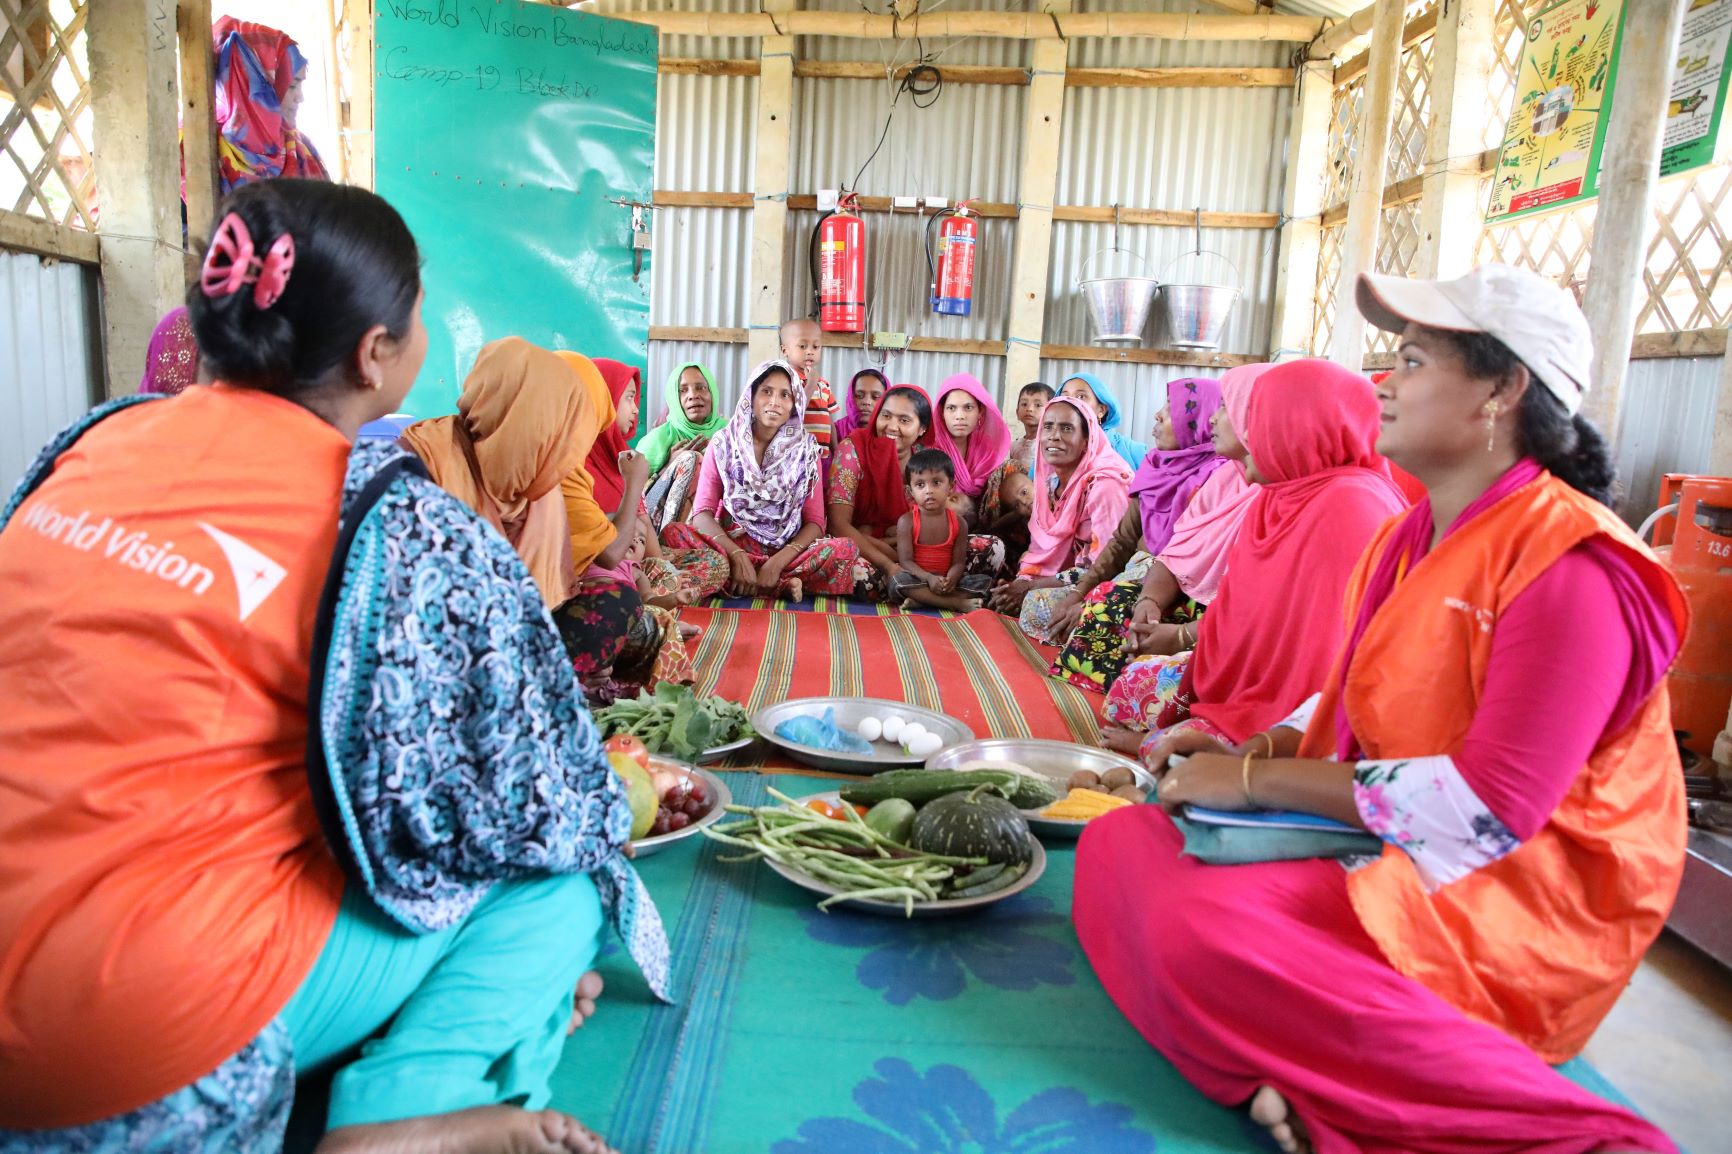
[806,799,844,820]
[603,734,650,768]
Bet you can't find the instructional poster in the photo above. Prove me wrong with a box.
[1660,0,1732,178]
[373,1,657,417]
[1486,0,1625,223]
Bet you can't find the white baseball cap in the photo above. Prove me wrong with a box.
[1356,265,1592,416]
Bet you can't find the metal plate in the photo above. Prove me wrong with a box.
[761,792,1046,917]
[693,734,757,765]
[925,738,1155,839]
[630,762,733,858]
[753,698,975,772]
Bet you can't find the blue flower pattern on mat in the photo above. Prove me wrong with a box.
[799,895,1075,1005]
[772,1058,1157,1154]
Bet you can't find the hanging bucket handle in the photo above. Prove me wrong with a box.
[1159,247,1241,288]
[1078,246,1153,284]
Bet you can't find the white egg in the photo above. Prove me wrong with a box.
[900,722,927,744]
[909,731,944,758]
[856,716,883,742]
[881,716,906,743]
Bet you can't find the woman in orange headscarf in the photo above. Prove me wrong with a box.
[1074,266,1685,1154]
[399,337,587,607]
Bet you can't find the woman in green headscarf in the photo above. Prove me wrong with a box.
[643,361,727,529]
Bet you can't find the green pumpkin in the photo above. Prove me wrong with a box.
[909,785,1034,866]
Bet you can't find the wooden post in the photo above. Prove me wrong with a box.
[1579,0,1685,446]
[1002,0,1071,408]
[177,0,219,266]
[1414,0,1496,279]
[89,0,186,397]
[337,0,374,190]
[1711,349,1732,477]
[1328,0,1402,369]
[747,0,796,365]
[1269,58,1332,359]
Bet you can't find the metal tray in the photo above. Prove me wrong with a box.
[761,792,1046,917]
[925,738,1155,839]
[693,734,757,764]
[753,697,975,773]
[630,762,733,857]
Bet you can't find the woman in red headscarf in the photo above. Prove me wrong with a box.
[828,385,1005,600]
[211,18,329,192]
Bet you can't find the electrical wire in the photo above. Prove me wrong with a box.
[846,63,944,192]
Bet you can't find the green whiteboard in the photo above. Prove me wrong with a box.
[373,0,656,417]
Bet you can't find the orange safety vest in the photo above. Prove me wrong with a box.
[1299,470,1688,1062]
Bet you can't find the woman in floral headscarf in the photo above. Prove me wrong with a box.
[212,18,329,192]
[661,360,859,600]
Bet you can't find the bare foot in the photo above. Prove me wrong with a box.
[316,1105,619,1154]
[1099,726,1144,756]
[567,970,604,1035]
[1249,1086,1312,1154]
[961,597,984,612]
[784,578,804,602]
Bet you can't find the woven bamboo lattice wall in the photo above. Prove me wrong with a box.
[1474,0,1732,335]
[0,0,95,230]
[1318,0,1732,357]
[1312,17,1435,357]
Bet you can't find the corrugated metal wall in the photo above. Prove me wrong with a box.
[644,0,1295,437]
[1616,356,1722,525]
[0,251,99,492]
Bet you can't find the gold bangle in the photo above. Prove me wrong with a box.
[1241,750,1257,807]
[1249,731,1274,760]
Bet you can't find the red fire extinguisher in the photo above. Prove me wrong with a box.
[814,193,866,333]
[928,200,977,317]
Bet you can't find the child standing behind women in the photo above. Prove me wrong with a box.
[893,448,991,612]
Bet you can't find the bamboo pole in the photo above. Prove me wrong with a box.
[747,1,796,365]
[89,0,186,397]
[337,0,374,189]
[176,0,219,261]
[1270,59,1333,359]
[1415,0,1496,279]
[1333,6,1438,85]
[665,59,1293,88]
[1001,1,1071,403]
[1328,0,1402,369]
[601,9,1321,42]
[1311,0,1378,60]
[1715,349,1732,477]
[1579,0,1685,450]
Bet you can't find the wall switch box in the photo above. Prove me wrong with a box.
[891,195,920,210]
[871,331,910,349]
[924,197,948,211]
[816,189,839,212]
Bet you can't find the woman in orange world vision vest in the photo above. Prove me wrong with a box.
[1074,264,1686,1154]
[0,180,666,1154]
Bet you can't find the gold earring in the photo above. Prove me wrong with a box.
[1483,398,1500,452]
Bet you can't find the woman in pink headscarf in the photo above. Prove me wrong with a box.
[929,373,1013,501]
[138,308,200,396]
[988,396,1131,636]
[1100,359,1408,756]
[1038,366,1268,672]
[212,18,329,193]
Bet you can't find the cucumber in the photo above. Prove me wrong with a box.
[862,798,917,844]
[952,759,1061,810]
[839,768,1021,808]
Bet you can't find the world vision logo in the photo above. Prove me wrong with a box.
[17,502,287,622]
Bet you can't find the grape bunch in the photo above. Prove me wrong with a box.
[648,778,712,838]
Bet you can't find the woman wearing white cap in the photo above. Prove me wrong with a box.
[1074,264,1687,1154]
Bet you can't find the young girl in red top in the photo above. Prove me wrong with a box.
[892,448,991,611]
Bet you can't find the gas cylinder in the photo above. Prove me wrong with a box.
[1664,475,1732,757]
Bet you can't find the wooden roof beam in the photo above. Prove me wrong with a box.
[591,9,1322,42]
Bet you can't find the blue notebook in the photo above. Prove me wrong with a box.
[1181,805,1364,834]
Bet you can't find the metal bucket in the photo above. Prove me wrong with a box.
[1076,249,1158,345]
[1157,250,1241,350]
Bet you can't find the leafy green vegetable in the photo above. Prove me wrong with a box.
[592,683,754,762]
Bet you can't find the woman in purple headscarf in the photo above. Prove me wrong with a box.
[1044,373,1263,691]
[138,308,200,396]
[661,359,860,601]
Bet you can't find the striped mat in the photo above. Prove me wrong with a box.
[682,606,1103,768]
[700,593,962,618]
